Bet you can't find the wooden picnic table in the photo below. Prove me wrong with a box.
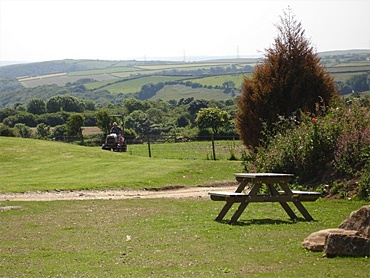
[208,173,321,224]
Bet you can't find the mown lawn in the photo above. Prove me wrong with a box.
[0,198,368,277]
[0,137,243,192]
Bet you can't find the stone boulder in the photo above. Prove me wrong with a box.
[302,228,359,252]
[324,233,370,257]
[338,205,370,238]
[302,205,370,257]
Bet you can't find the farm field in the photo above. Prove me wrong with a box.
[14,53,370,92]
[0,50,367,108]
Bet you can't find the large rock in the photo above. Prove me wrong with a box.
[302,205,370,257]
[338,205,370,238]
[324,233,370,257]
[302,228,359,252]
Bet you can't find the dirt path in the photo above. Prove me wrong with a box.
[0,182,238,202]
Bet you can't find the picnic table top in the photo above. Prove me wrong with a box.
[234,173,294,178]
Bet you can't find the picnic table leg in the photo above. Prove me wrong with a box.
[235,178,250,192]
[229,183,261,223]
[267,184,298,220]
[292,201,314,221]
[230,202,249,223]
[215,202,234,221]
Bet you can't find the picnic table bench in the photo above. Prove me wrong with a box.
[209,173,321,224]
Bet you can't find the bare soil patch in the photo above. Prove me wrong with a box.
[0,181,238,202]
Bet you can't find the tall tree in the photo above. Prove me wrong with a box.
[95,109,111,134]
[66,113,85,137]
[236,8,338,148]
[26,98,46,115]
[196,107,230,160]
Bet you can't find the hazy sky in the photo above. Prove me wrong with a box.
[0,0,369,62]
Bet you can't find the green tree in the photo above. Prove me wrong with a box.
[66,113,85,137]
[46,95,85,113]
[2,112,37,127]
[35,123,51,139]
[125,110,150,135]
[27,98,46,115]
[95,109,111,134]
[123,98,151,114]
[346,74,369,92]
[236,9,338,148]
[196,107,230,160]
[0,124,15,137]
[14,123,32,138]
[52,124,66,139]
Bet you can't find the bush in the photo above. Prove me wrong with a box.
[358,167,370,200]
[250,97,370,197]
[0,124,15,136]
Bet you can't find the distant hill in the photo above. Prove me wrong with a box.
[0,49,368,108]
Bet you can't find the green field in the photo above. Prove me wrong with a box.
[99,75,187,94]
[0,137,243,193]
[5,50,368,106]
[191,74,248,87]
[151,84,234,101]
[1,136,369,277]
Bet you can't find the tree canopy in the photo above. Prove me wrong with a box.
[236,9,338,148]
[196,107,230,134]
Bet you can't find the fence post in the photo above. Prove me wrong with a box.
[147,134,152,158]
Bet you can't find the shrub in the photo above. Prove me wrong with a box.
[250,97,370,194]
[358,167,370,200]
[0,124,15,137]
[334,128,370,175]
[14,123,32,138]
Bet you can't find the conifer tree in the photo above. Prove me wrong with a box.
[236,8,338,148]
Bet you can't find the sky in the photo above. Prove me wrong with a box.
[0,0,369,63]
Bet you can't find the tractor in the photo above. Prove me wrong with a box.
[102,118,127,152]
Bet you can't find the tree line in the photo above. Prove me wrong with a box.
[0,95,238,142]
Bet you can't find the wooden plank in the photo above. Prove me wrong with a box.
[209,191,247,197]
[235,173,293,182]
[292,201,314,221]
[215,201,234,221]
[230,202,249,223]
[268,184,298,220]
[278,190,321,201]
[209,191,320,202]
[234,173,294,178]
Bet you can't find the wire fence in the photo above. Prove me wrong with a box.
[55,133,245,160]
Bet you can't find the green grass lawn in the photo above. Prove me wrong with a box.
[0,137,243,193]
[0,198,368,277]
[1,136,368,277]
[127,140,246,160]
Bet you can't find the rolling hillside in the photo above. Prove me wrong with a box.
[0,49,369,108]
